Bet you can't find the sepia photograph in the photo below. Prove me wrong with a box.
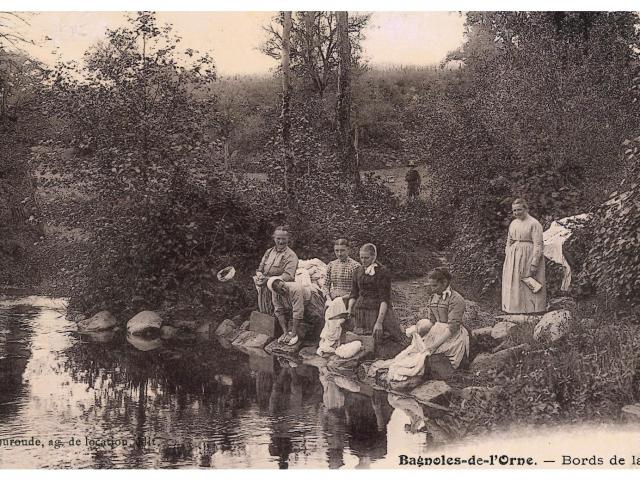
[0,3,639,471]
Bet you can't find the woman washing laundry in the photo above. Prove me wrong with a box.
[368,267,470,386]
[346,243,408,358]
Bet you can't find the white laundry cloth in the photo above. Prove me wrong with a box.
[335,340,362,359]
[543,213,590,291]
[316,297,348,356]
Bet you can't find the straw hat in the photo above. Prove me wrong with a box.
[217,266,236,282]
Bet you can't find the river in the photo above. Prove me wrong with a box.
[0,296,637,469]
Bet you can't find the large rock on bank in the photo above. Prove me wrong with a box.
[470,344,530,373]
[411,380,452,406]
[78,311,117,332]
[533,309,572,343]
[126,311,163,336]
[232,330,271,349]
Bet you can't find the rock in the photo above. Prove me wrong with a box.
[470,344,531,373]
[491,321,516,340]
[496,314,542,325]
[127,311,163,336]
[506,323,535,345]
[215,319,238,338]
[160,325,178,340]
[327,348,371,371]
[622,404,640,422]
[460,386,502,402]
[78,311,117,332]
[265,339,302,356]
[232,330,271,349]
[344,331,374,354]
[534,309,572,343]
[386,374,425,392]
[411,380,452,406]
[472,326,493,340]
[249,311,277,337]
[240,320,251,331]
[548,297,577,316]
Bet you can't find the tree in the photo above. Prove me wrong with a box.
[261,11,370,97]
[281,11,295,206]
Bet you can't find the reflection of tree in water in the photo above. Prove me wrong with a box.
[0,306,37,419]
[61,337,257,466]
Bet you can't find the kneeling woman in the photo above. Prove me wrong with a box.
[346,243,408,358]
[416,267,470,369]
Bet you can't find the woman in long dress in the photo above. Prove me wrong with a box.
[501,198,547,313]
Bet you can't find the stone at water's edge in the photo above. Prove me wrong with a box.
[491,321,516,340]
[126,333,162,351]
[77,311,117,332]
[240,320,250,331]
[411,380,452,406]
[534,309,572,343]
[232,330,271,349]
[470,344,531,373]
[327,348,371,371]
[215,319,237,337]
[427,354,455,380]
[249,311,277,337]
[264,339,302,356]
[126,311,163,336]
[160,325,178,340]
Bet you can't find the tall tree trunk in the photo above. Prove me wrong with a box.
[336,11,360,188]
[281,11,295,207]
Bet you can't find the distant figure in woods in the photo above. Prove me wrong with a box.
[322,238,361,303]
[405,161,421,200]
[501,198,547,313]
[254,226,299,315]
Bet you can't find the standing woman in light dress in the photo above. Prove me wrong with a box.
[501,198,547,313]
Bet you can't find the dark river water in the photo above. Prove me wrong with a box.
[2,296,638,469]
[0,296,461,469]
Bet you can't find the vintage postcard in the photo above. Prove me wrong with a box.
[0,4,639,472]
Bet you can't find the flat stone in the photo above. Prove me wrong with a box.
[232,330,271,349]
[264,339,302,356]
[327,348,371,371]
[127,311,163,336]
[78,311,117,332]
[491,321,516,340]
[240,320,251,331]
[411,380,452,406]
[344,331,374,354]
[472,326,493,339]
[534,309,572,343]
[249,311,277,337]
[160,325,178,340]
[470,344,531,373]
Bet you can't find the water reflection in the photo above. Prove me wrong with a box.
[0,297,465,469]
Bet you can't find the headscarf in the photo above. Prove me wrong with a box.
[362,243,379,276]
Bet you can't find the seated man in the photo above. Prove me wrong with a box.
[267,277,325,347]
